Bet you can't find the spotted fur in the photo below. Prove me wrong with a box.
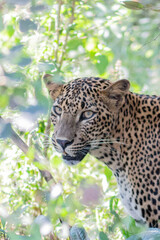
[44,76,160,228]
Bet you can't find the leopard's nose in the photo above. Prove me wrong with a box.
[56,139,74,150]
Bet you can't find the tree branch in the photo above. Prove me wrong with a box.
[43,113,51,158]
[0,116,54,183]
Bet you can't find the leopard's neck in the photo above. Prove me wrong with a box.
[91,92,160,172]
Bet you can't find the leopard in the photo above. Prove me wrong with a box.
[44,74,160,228]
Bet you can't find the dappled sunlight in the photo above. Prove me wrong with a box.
[1,0,160,239]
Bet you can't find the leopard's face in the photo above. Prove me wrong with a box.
[44,76,130,165]
[50,78,112,165]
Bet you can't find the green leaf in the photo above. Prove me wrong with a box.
[109,196,119,215]
[67,38,83,51]
[0,16,4,31]
[38,62,57,72]
[122,1,144,10]
[30,225,42,240]
[69,226,90,240]
[19,19,37,33]
[51,156,62,168]
[0,95,9,108]
[18,57,32,67]
[99,231,109,240]
[95,55,108,75]
[30,4,47,12]
[6,0,30,6]
[0,121,12,139]
[6,25,15,37]
[10,44,24,53]
[5,72,26,83]
[8,206,28,222]
[8,232,31,240]
[44,0,54,5]
[104,166,112,182]
[0,217,6,228]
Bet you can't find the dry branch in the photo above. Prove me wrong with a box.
[44,114,51,158]
[0,116,54,183]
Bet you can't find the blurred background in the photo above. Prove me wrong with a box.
[0,0,160,239]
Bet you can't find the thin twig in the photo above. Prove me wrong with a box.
[55,0,63,62]
[142,31,160,48]
[59,0,76,69]
[49,232,59,240]
[44,114,51,157]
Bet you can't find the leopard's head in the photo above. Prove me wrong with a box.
[44,75,130,165]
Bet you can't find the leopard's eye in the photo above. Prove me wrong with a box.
[53,106,62,115]
[80,111,95,121]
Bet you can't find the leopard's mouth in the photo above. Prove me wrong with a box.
[62,145,90,166]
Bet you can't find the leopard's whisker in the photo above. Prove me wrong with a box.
[43,140,51,143]
[69,145,90,151]
[90,140,127,146]
[39,133,52,139]
[43,143,51,146]
[89,138,124,143]
[91,141,126,145]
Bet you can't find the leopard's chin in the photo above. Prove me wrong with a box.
[63,159,80,166]
[62,146,90,166]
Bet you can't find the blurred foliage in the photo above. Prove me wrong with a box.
[0,0,160,239]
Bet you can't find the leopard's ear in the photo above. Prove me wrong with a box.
[43,74,64,100]
[101,79,130,111]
